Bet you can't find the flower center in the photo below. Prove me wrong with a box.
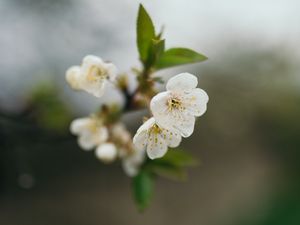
[167,97,182,111]
[87,121,98,133]
[150,124,162,134]
[87,66,107,82]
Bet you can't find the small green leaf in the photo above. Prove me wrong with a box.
[144,149,199,181]
[150,162,187,181]
[155,48,208,69]
[136,4,155,64]
[146,39,165,68]
[156,25,165,39]
[157,149,199,167]
[133,171,154,211]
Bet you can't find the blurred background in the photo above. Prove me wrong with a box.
[0,0,299,224]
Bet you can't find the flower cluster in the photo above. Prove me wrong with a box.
[65,4,209,210]
[133,73,209,159]
[66,55,117,97]
[67,56,145,177]
[66,54,208,175]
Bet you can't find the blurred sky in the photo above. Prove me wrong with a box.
[0,0,299,112]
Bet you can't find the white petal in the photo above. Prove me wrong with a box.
[78,126,108,151]
[95,126,109,144]
[150,91,172,131]
[133,117,156,151]
[78,134,96,151]
[151,92,196,137]
[70,118,91,135]
[136,117,156,133]
[122,150,145,177]
[133,130,147,151]
[172,113,195,138]
[184,88,209,117]
[150,91,170,118]
[81,80,106,98]
[122,159,138,177]
[95,143,117,163]
[161,128,182,148]
[66,66,82,90]
[146,133,168,159]
[166,73,198,92]
[111,123,131,143]
[82,55,103,69]
[105,63,117,81]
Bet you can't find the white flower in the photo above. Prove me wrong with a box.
[110,123,145,176]
[111,123,132,145]
[122,149,145,177]
[95,143,117,163]
[66,66,82,90]
[133,117,181,159]
[66,55,117,97]
[70,117,108,151]
[150,73,208,138]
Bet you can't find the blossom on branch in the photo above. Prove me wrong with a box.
[66,55,117,97]
[95,143,118,163]
[133,117,181,159]
[70,116,108,151]
[150,73,208,138]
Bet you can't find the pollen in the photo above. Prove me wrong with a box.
[167,97,183,111]
[87,66,107,82]
[150,124,162,134]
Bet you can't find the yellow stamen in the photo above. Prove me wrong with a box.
[87,66,107,82]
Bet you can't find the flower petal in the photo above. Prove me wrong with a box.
[122,149,145,177]
[150,92,172,131]
[133,130,147,151]
[95,126,109,144]
[166,73,198,92]
[151,92,196,137]
[78,134,96,151]
[82,55,103,72]
[184,88,209,117]
[81,80,106,98]
[95,143,117,163]
[161,128,182,148]
[136,117,156,133]
[105,63,117,82]
[66,66,82,90]
[146,133,168,159]
[70,118,91,135]
[173,113,196,138]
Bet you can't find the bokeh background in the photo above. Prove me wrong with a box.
[0,0,300,224]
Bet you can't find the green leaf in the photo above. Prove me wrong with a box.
[133,171,154,211]
[157,149,199,167]
[146,39,165,68]
[136,4,155,64]
[149,162,187,181]
[155,48,208,69]
[156,25,165,39]
[144,149,199,181]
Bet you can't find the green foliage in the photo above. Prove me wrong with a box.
[146,39,165,69]
[135,4,204,211]
[133,171,154,211]
[136,4,207,76]
[155,48,208,69]
[136,4,155,64]
[157,149,199,167]
[147,149,199,181]
[29,84,72,132]
[132,149,199,211]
